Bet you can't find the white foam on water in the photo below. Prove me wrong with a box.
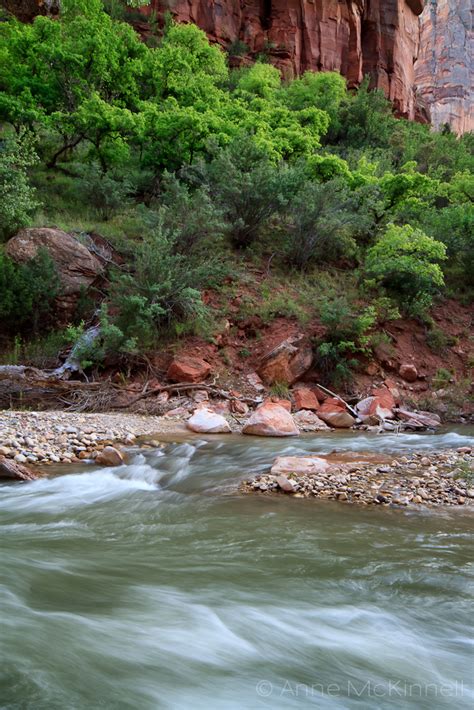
[0,467,157,514]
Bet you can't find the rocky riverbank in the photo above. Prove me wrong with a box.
[0,410,186,466]
[241,448,474,508]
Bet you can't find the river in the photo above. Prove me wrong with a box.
[1,429,473,709]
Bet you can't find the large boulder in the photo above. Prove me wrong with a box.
[357,387,396,421]
[187,408,231,434]
[0,456,37,481]
[292,386,320,412]
[167,356,211,383]
[257,335,313,386]
[318,397,356,429]
[242,402,299,437]
[5,228,104,317]
[265,397,292,412]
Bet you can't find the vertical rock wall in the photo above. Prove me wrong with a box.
[142,1,424,119]
[415,0,473,135]
[7,1,473,134]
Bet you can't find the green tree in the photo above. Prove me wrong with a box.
[284,71,347,133]
[365,224,447,311]
[236,63,281,99]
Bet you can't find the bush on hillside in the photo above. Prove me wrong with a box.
[0,248,59,334]
[282,179,358,270]
[0,132,40,242]
[365,224,447,313]
[108,216,221,347]
[204,137,298,249]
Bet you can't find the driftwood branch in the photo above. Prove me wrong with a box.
[112,382,262,409]
[0,366,262,412]
[315,383,359,418]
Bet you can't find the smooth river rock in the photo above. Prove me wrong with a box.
[242,402,299,437]
[186,408,231,434]
[271,456,330,477]
[95,446,125,467]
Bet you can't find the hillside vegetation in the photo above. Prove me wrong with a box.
[0,0,472,390]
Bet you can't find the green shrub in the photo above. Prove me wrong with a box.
[283,179,357,270]
[204,137,296,249]
[109,216,221,348]
[0,248,59,334]
[365,224,447,312]
[432,368,453,389]
[0,132,40,242]
[75,163,134,220]
[154,173,226,254]
[313,296,376,386]
[426,326,456,352]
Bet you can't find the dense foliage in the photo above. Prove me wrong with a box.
[0,0,472,379]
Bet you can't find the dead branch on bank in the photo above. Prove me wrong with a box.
[0,366,262,413]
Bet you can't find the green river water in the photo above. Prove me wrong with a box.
[1,429,473,709]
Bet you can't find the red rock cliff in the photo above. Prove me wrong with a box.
[1,0,427,121]
[415,0,473,135]
[141,0,424,119]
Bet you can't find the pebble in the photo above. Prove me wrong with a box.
[0,411,180,467]
[242,449,474,510]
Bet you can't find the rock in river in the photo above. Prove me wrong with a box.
[271,456,330,477]
[242,402,299,437]
[187,408,231,434]
[95,446,125,467]
[0,456,37,481]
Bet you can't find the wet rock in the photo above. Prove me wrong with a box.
[167,356,211,383]
[95,446,124,467]
[318,398,356,429]
[242,402,299,437]
[0,456,37,481]
[271,456,330,477]
[186,408,231,434]
[397,409,441,429]
[275,475,296,493]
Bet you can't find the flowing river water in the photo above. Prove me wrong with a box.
[1,429,473,709]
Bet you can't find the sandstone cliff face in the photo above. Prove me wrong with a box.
[415,0,473,135]
[14,0,474,132]
[142,1,424,119]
